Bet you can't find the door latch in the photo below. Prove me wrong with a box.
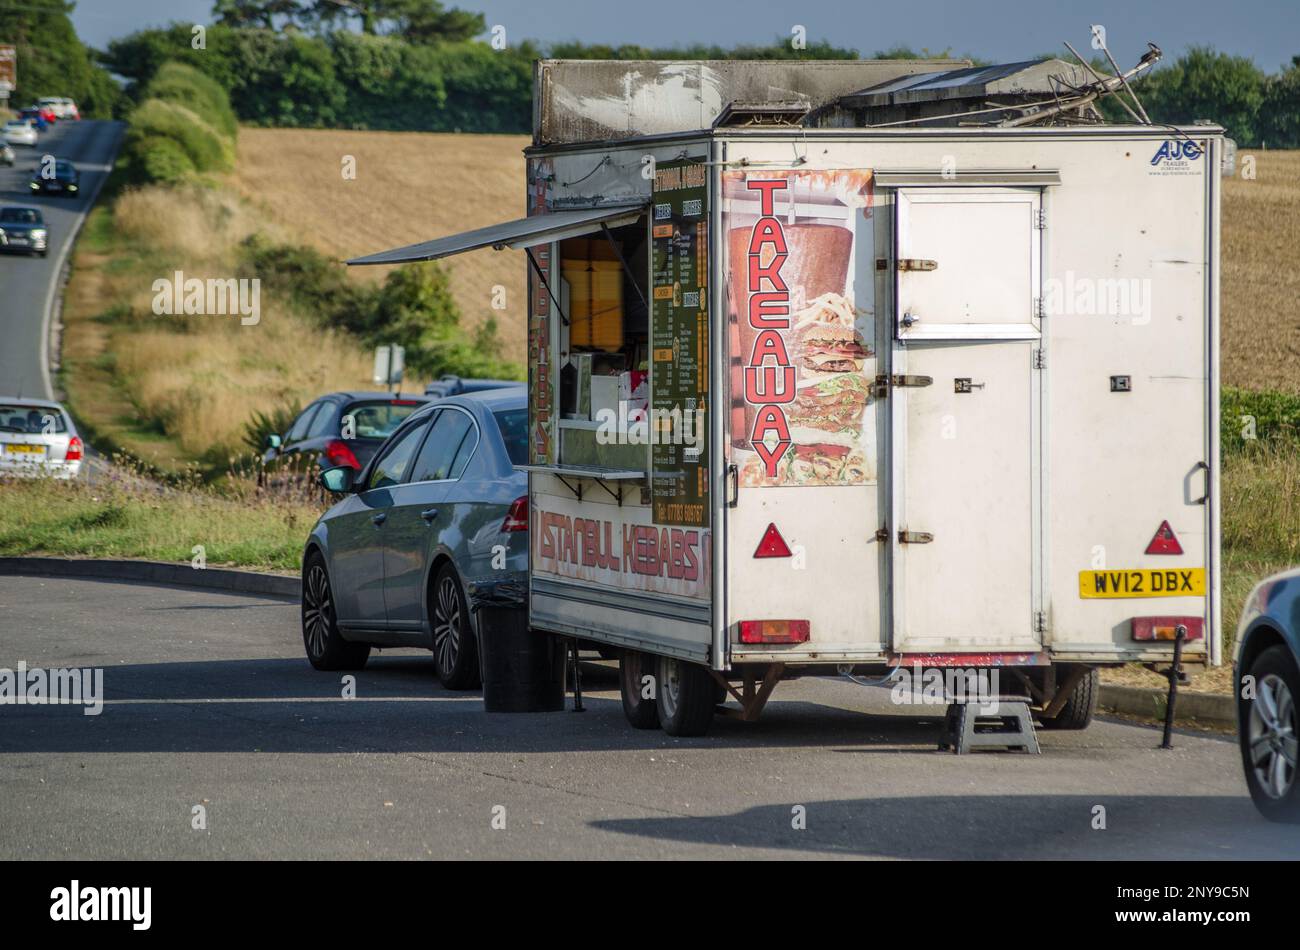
[898,530,934,544]
[874,374,934,397]
[897,259,938,272]
[954,378,985,393]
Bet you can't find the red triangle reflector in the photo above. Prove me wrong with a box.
[754,522,792,558]
[1145,520,1183,555]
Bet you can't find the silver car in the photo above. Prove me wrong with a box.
[301,388,528,687]
[0,398,84,479]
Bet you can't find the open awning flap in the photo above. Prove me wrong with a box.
[346,202,648,266]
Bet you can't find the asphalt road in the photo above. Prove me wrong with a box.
[0,119,124,401]
[1,574,1297,860]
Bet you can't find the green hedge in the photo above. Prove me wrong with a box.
[1222,386,1300,454]
[145,62,240,139]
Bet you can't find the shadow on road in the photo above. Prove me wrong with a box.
[589,794,1298,859]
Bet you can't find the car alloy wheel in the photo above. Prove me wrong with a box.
[1248,673,1298,800]
[303,563,333,660]
[433,573,462,675]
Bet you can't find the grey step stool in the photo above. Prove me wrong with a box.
[938,696,1041,754]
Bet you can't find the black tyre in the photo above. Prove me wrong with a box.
[430,563,479,690]
[1239,645,1300,823]
[655,655,716,737]
[619,650,659,729]
[301,552,370,671]
[1039,665,1098,730]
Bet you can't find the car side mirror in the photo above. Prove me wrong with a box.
[265,433,282,451]
[318,465,356,494]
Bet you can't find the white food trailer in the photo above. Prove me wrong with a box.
[353,54,1224,736]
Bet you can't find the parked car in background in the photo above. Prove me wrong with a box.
[17,108,50,132]
[423,375,524,398]
[0,398,83,479]
[2,120,38,147]
[0,206,49,256]
[30,159,79,197]
[263,391,434,475]
[38,97,78,120]
[302,388,529,688]
[1,143,14,167]
[1235,569,1300,823]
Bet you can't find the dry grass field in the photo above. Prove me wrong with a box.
[1222,149,1300,392]
[230,128,531,361]
[231,131,1298,389]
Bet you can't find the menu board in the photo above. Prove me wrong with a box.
[650,158,709,528]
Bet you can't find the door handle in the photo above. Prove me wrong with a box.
[421,507,440,523]
[726,463,739,508]
[371,512,387,526]
[900,312,920,329]
[1193,461,1210,505]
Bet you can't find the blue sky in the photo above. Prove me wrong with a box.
[72,0,1300,71]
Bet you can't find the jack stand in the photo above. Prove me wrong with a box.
[569,637,585,713]
[939,697,1040,754]
[1160,627,1186,749]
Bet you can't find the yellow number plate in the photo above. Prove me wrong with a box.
[1078,568,1206,599]
[3,444,44,455]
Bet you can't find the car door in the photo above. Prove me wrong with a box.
[328,417,430,631]
[383,407,481,630]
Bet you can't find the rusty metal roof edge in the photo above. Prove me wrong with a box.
[522,122,1225,156]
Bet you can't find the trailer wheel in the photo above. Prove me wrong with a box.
[656,656,716,737]
[619,650,659,729]
[1039,665,1099,730]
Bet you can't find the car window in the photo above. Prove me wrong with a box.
[0,208,40,224]
[286,403,322,442]
[0,405,66,434]
[367,420,429,490]
[345,400,422,439]
[492,409,528,466]
[410,408,476,483]
[305,402,337,439]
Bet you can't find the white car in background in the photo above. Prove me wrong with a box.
[2,119,38,147]
[0,399,84,479]
[38,97,79,120]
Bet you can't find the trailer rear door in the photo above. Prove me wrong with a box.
[890,189,1044,653]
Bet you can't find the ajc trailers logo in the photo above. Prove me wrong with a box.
[1149,139,1203,175]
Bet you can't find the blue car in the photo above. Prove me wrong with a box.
[1235,568,1300,822]
[301,388,529,688]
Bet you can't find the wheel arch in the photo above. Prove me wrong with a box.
[1238,621,1290,684]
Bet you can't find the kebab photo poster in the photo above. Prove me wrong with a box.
[725,169,877,487]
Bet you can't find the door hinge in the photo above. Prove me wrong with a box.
[1033,210,1047,230]
[897,258,938,272]
[1033,349,1046,369]
[1033,297,1045,319]
[875,526,890,543]
[874,374,933,397]
[1034,611,1047,634]
[898,530,934,544]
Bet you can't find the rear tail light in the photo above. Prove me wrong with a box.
[391,399,419,406]
[324,439,360,470]
[64,436,83,462]
[738,620,810,644]
[1131,616,1204,642]
[501,495,528,533]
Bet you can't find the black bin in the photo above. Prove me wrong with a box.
[477,604,566,713]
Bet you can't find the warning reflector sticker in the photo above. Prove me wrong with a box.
[1079,568,1205,598]
[1145,520,1184,555]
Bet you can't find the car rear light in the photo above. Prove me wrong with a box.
[738,620,810,644]
[753,522,792,558]
[391,399,419,406]
[64,436,83,462]
[1131,616,1204,642]
[324,439,360,470]
[501,495,528,533]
